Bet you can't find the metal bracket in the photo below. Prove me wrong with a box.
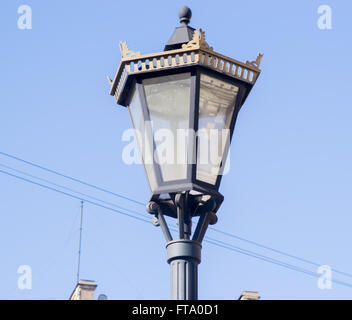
[147,201,173,242]
[192,197,217,243]
[147,193,218,244]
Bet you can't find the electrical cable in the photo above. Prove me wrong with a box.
[1,153,351,287]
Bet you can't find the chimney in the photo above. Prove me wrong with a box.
[70,280,97,300]
[238,291,260,300]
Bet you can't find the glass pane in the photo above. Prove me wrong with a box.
[196,73,239,185]
[128,85,157,192]
[143,73,191,182]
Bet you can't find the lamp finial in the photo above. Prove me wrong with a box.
[178,6,192,25]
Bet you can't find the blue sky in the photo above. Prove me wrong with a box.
[0,0,352,299]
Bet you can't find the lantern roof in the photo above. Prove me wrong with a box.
[108,10,263,106]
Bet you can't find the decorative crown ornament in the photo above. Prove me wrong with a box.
[119,41,141,59]
[182,29,213,51]
[108,16,263,105]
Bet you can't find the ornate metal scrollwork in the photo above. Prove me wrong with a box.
[246,53,264,69]
[182,29,213,52]
[119,41,141,59]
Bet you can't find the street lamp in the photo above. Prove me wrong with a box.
[108,6,262,300]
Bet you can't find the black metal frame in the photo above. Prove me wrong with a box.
[123,64,253,204]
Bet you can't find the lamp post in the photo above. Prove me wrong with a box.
[108,6,262,300]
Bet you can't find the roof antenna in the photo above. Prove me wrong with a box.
[77,200,84,283]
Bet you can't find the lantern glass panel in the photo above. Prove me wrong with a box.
[196,73,239,185]
[143,73,191,182]
[128,85,157,191]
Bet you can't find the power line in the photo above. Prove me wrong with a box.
[0,163,148,220]
[0,151,145,206]
[169,228,352,288]
[0,167,351,289]
[1,151,352,281]
[204,238,352,289]
[0,168,151,225]
[209,227,352,279]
